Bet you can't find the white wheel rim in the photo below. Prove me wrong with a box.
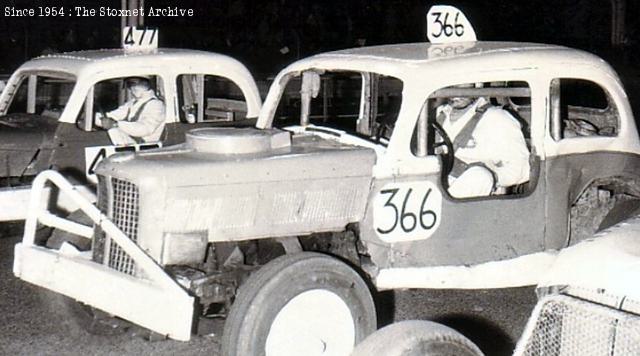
[265,289,356,356]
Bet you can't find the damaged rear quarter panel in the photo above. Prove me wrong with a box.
[544,151,640,248]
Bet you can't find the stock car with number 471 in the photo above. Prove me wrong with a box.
[13,6,640,356]
[0,29,261,221]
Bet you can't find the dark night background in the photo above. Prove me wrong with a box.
[0,0,639,80]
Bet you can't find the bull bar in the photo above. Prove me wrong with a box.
[12,170,195,341]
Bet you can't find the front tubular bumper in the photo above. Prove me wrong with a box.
[12,170,194,341]
[0,184,96,222]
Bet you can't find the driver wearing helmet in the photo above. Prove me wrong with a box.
[437,92,530,198]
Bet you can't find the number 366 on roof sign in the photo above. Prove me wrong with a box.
[427,5,477,44]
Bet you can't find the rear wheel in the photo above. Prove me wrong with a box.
[222,252,376,356]
[351,320,484,356]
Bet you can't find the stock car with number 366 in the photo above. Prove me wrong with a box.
[13,6,640,356]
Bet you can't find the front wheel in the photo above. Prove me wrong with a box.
[221,252,376,356]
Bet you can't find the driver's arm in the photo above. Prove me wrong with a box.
[104,100,134,121]
[117,100,165,138]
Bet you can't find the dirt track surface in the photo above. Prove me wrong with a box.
[1,223,535,356]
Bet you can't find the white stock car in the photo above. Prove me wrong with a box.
[13,8,640,356]
[0,48,261,220]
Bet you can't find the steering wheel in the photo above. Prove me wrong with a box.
[430,121,455,186]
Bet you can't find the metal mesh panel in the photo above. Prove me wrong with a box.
[516,295,640,356]
[107,178,140,275]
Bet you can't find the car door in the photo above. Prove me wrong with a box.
[364,79,547,269]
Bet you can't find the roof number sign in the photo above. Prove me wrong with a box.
[427,5,477,44]
[122,26,158,51]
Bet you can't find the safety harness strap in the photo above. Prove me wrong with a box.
[452,103,491,151]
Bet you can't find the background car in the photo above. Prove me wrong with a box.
[0,48,261,221]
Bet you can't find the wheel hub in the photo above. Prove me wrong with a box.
[265,289,356,356]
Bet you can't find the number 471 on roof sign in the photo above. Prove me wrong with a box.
[122,26,158,52]
[427,5,477,44]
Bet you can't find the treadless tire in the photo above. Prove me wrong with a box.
[351,320,484,356]
[221,252,376,356]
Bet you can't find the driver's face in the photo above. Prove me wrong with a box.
[449,96,474,109]
[128,84,146,99]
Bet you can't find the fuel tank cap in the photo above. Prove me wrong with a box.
[186,127,291,154]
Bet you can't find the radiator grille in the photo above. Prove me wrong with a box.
[93,176,140,276]
[515,295,640,356]
[107,178,140,275]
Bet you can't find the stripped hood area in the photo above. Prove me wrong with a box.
[95,127,377,187]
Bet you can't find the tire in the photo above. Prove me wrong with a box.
[351,320,484,356]
[221,252,377,356]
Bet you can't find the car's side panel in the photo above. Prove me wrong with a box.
[0,114,57,177]
[361,156,547,269]
[38,123,112,181]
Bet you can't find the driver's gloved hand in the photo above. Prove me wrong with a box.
[101,117,118,130]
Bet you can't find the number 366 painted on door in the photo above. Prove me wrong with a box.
[373,181,442,243]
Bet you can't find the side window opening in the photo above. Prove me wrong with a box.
[7,74,75,118]
[550,78,618,140]
[176,74,248,123]
[273,70,403,146]
[77,75,162,132]
[413,81,533,199]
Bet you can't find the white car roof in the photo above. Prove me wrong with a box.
[258,41,623,130]
[11,48,262,119]
[280,41,614,80]
[19,48,246,77]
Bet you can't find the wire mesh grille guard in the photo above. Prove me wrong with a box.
[93,176,140,275]
[106,178,140,275]
[518,295,640,356]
